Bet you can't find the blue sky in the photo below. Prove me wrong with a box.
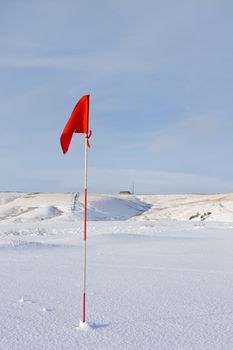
[1,0,233,194]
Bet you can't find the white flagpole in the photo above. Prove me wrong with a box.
[82,134,88,324]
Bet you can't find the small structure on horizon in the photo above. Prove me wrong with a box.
[119,190,132,195]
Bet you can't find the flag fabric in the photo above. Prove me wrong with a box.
[60,95,90,154]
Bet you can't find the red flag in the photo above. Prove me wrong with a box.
[60,95,90,154]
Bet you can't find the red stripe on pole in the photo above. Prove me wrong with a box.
[82,293,86,323]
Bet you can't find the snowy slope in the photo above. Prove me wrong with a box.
[0,192,150,223]
[1,192,233,223]
[135,193,233,222]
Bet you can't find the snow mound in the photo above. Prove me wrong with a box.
[0,192,25,205]
[13,206,63,223]
[80,196,150,221]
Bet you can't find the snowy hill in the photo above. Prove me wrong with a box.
[135,193,233,222]
[0,192,233,223]
[0,192,150,223]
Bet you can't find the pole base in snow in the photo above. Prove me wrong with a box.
[79,320,90,329]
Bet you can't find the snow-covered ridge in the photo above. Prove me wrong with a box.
[136,193,233,222]
[0,192,150,223]
[0,192,233,223]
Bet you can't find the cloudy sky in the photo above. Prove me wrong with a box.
[1,0,233,194]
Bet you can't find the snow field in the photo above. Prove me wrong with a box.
[1,193,233,349]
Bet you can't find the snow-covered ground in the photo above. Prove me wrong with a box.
[1,192,233,224]
[1,192,233,349]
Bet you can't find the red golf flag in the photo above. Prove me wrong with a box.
[60,95,90,154]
